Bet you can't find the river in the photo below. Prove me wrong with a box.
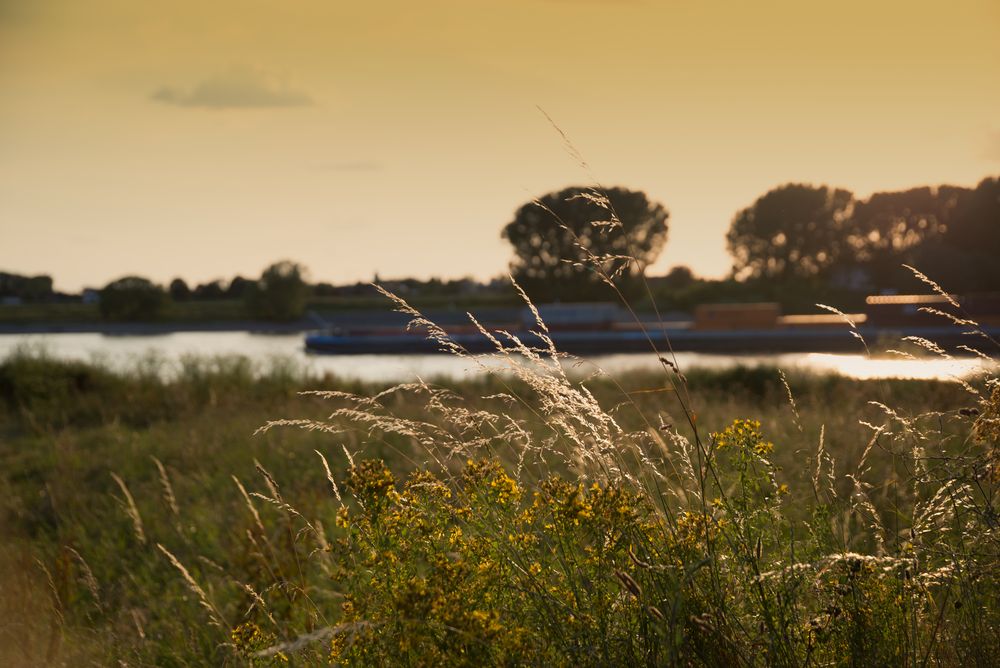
[0,331,994,383]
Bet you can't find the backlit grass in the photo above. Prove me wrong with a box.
[1,319,997,665]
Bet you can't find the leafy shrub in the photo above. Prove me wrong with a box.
[245,261,309,321]
[99,276,169,321]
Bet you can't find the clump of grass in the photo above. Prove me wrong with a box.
[222,286,994,665]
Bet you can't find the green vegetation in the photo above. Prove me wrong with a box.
[0,299,252,325]
[723,177,1000,293]
[0,293,528,327]
[502,186,669,302]
[1,338,996,665]
[308,291,521,314]
[99,276,170,321]
[0,272,53,301]
[245,261,310,322]
[4,175,999,328]
[639,276,870,316]
[2,174,998,664]
[727,184,854,281]
[0,301,104,324]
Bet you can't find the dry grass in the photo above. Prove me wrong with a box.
[0,184,997,664]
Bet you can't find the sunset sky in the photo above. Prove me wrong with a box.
[2,0,998,292]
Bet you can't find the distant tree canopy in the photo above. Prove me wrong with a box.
[657,265,697,291]
[168,278,191,301]
[841,186,965,288]
[727,184,853,282]
[99,276,169,321]
[725,176,1000,293]
[502,186,669,301]
[0,272,53,301]
[193,280,227,301]
[946,177,1000,254]
[924,176,1000,292]
[226,276,257,300]
[246,261,309,321]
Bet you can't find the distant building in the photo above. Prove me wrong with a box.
[81,288,101,304]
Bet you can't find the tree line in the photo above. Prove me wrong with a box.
[503,175,1000,302]
[96,261,310,322]
[0,272,54,302]
[3,174,997,320]
[726,177,1000,292]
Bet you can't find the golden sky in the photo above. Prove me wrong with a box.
[2,0,998,291]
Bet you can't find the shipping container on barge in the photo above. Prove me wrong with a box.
[304,295,1000,356]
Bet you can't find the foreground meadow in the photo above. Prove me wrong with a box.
[0,336,997,666]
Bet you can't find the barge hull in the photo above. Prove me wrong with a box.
[305,326,1000,356]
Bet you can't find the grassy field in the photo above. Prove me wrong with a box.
[0,340,997,665]
[0,293,525,326]
[0,300,248,325]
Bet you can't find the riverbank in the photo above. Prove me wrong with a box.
[0,293,523,328]
[7,317,1000,360]
[0,302,524,335]
[0,319,313,335]
[2,331,996,383]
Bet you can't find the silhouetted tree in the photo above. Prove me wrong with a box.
[842,186,966,289]
[660,266,696,290]
[313,282,338,297]
[920,176,1000,291]
[193,280,226,301]
[727,184,853,281]
[501,186,669,301]
[226,275,256,299]
[168,278,191,301]
[948,177,1000,252]
[0,272,53,301]
[246,261,309,321]
[99,276,169,321]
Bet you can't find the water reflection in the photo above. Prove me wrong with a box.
[0,332,994,383]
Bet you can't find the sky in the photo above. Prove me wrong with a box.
[1,0,998,292]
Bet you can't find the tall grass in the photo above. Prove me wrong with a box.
[1,190,998,664]
[0,336,994,665]
[231,281,996,666]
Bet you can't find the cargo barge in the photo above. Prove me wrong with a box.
[305,295,1000,356]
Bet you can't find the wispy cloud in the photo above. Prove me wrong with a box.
[152,66,312,109]
[314,161,383,172]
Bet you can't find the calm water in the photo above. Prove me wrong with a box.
[0,331,994,383]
